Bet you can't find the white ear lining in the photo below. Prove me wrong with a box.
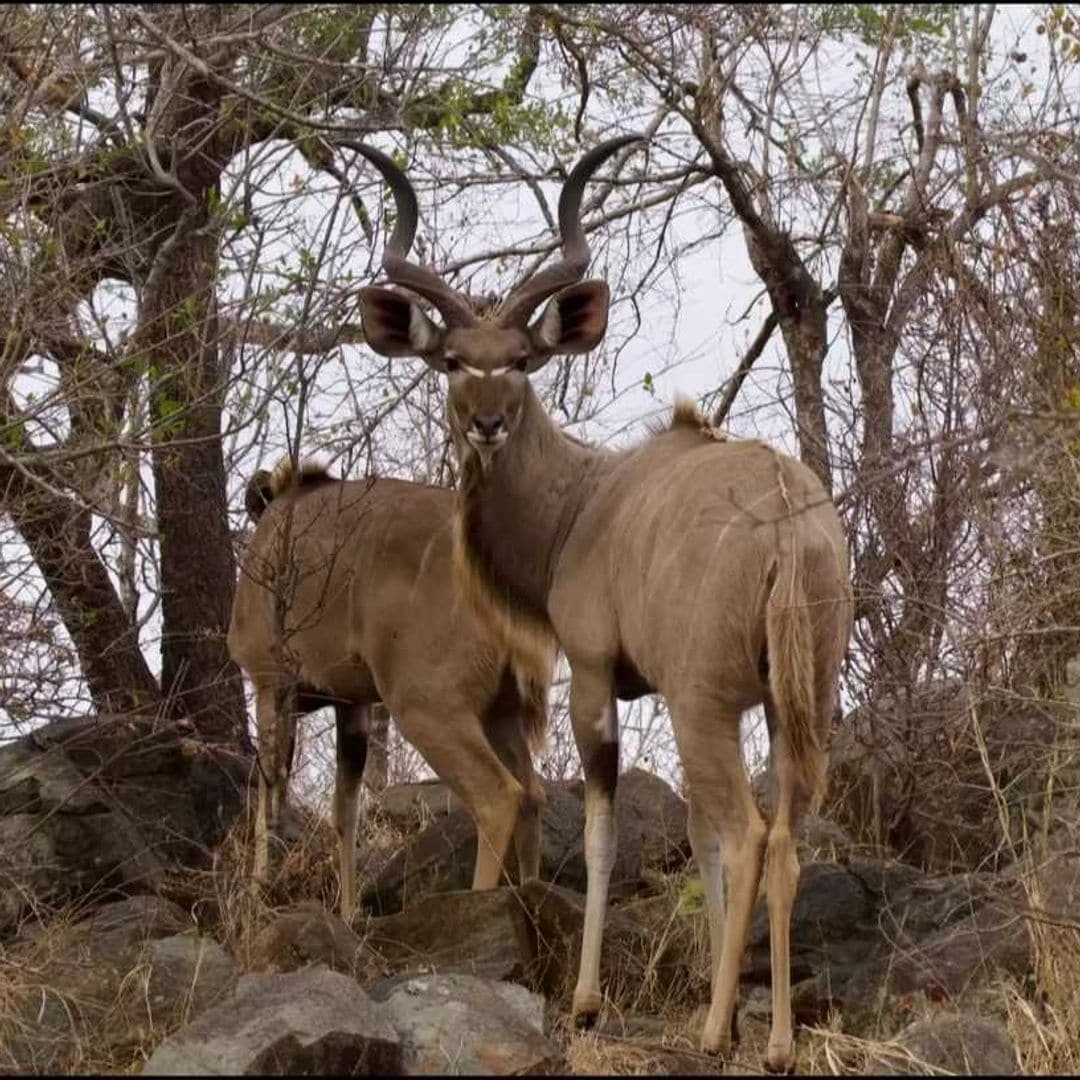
[536,300,563,350]
[408,304,441,353]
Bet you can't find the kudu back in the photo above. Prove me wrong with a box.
[227,460,551,920]
[347,136,853,1071]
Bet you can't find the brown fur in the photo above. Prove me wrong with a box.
[353,143,851,1070]
[229,458,552,917]
[448,382,851,1070]
[455,457,558,728]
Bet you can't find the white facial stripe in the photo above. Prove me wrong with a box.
[460,363,513,378]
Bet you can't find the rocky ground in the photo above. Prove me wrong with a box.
[2,713,1078,1075]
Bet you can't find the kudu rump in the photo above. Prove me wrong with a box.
[352,136,853,1071]
[227,460,552,921]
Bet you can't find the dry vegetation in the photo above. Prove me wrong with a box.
[2,2,1080,1075]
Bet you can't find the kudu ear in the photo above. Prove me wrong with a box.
[359,286,446,367]
[527,281,610,368]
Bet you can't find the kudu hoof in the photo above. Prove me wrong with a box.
[764,1041,796,1075]
[571,989,603,1029]
[700,1007,741,1058]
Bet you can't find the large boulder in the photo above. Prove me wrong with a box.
[142,967,402,1076]
[365,888,525,983]
[363,769,689,915]
[743,861,877,987]
[376,973,563,1075]
[248,902,377,978]
[376,779,464,831]
[0,714,251,936]
[741,858,1036,1025]
[2,896,236,1073]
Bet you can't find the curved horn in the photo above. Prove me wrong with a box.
[337,140,476,329]
[497,134,647,329]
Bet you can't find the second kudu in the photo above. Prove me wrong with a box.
[349,136,853,1071]
[227,459,552,921]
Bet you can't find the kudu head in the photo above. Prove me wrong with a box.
[350,135,645,467]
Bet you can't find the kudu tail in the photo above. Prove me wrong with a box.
[244,459,335,523]
[765,527,826,806]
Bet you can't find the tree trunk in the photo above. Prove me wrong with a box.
[141,204,246,744]
[4,475,160,714]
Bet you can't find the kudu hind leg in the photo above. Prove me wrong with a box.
[686,793,730,1033]
[674,706,767,1058]
[334,702,370,923]
[762,693,817,1074]
[253,685,291,884]
[567,670,619,1028]
[396,707,523,891]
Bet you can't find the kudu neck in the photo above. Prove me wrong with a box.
[460,382,604,623]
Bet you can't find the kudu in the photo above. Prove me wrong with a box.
[227,458,552,921]
[350,136,853,1071]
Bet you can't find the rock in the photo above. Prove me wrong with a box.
[1,896,233,1072]
[608,769,691,897]
[379,973,563,1075]
[145,935,237,1021]
[363,769,689,915]
[868,1014,1017,1075]
[361,803,477,915]
[378,779,463,831]
[0,715,251,935]
[510,879,687,1010]
[366,888,523,982]
[827,682,1067,873]
[781,861,1033,1023]
[743,862,876,986]
[872,900,1031,1001]
[248,902,375,977]
[142,967,402,1076]
[361,783,588,916]
[799,813,855,858]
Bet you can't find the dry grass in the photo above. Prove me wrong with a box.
[1,906,202,1074]
[1003,857,1080,1074]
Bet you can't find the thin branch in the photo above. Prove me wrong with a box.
[711,310,778,427]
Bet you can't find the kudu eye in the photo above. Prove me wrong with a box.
[444,355,460,372]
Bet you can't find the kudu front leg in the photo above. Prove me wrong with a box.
[397,707,523,891]
[568,670,619,1028]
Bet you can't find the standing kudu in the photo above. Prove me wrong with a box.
[227,458,552,921]
[349,136,853,1071]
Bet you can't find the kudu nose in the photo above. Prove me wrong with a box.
[473,414,504,439]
